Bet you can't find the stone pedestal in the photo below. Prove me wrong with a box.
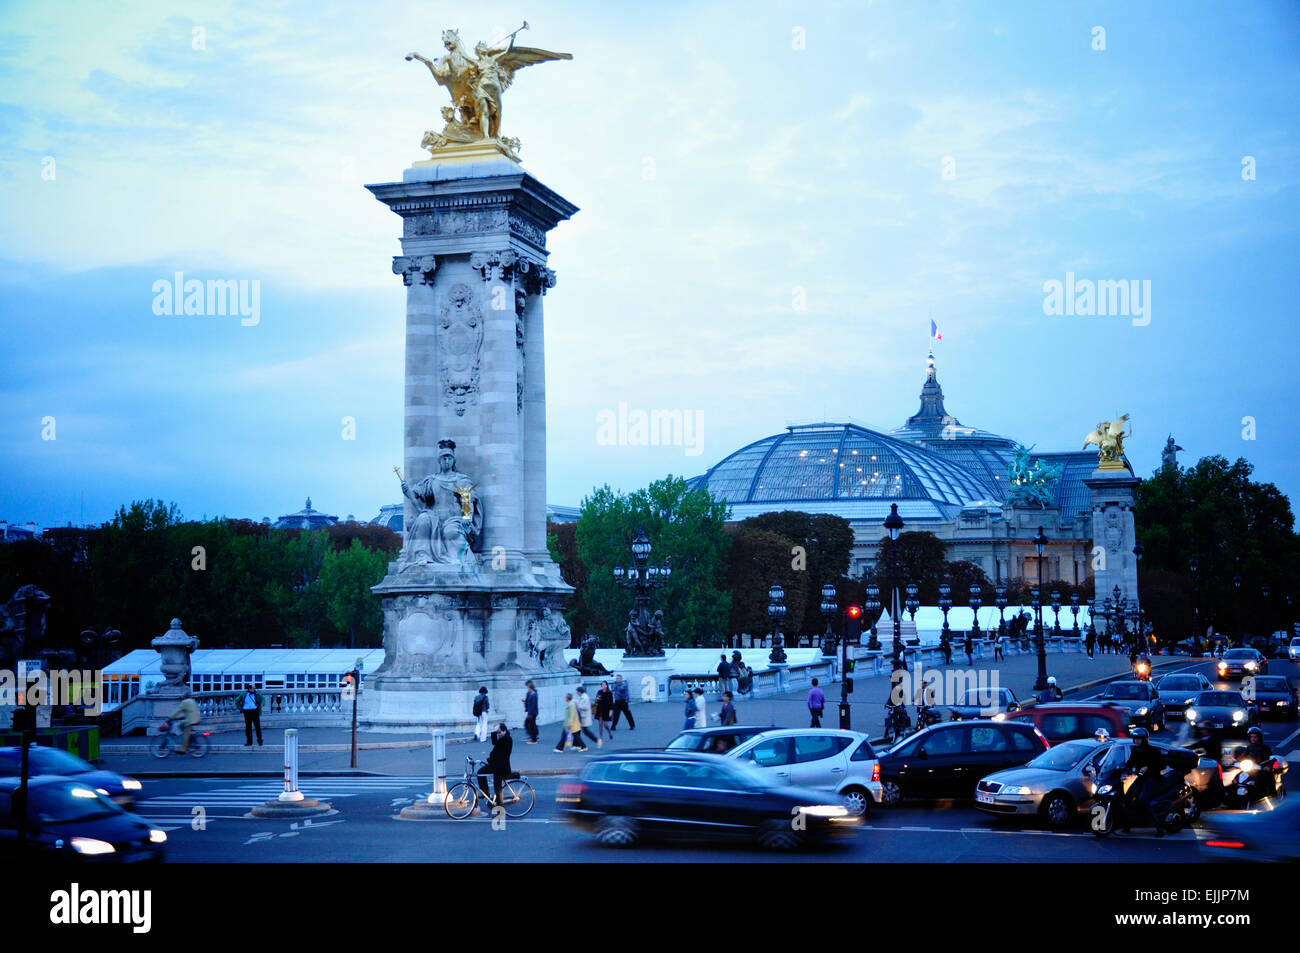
[359,157,578,731]
[1084,467,1140,606]
[617,655,674,703]
[145,619,199,734]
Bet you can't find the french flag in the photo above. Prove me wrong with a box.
[931,319,942,341]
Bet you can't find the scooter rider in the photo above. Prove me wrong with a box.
[1243,726,1272,764]
[1036,676,1062,704]
[1123,727,1169,836]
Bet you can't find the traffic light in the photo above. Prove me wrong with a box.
[340,670,359,701]
[845,605,862,643]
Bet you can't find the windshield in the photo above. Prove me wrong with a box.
[958,689,1008,706]
[666,734,707,751]
[1252,678,1287,691]
[1158,677,1200,691]
[1197,692,1243,707]
[1225,649,1255,659]
[27,783,122,824]
[29,748,91,775]
[1026,740,1095,771]
[1103,684,1146,700]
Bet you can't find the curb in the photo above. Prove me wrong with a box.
[102,739,443,756]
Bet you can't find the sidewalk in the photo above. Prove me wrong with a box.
[100,650,1177,779]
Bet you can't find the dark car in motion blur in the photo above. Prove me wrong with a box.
[1096,680,1166,730]
[557,751,860,849]
[1242,676,1297,721]
[876,720,1050,805]
[0,746,144,809]
[1199,797,1300,862]
[0,776,167,862]
[665,726,771,754]
[1185,690,1257,733]
[946,687,1021,721]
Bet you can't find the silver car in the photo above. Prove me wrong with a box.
[975,737,1221,829]
[1154,672,1212,718]
[728,728,882,816]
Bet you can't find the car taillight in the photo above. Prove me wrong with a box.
[556,783,585,803]
[1205,841,1244,849]
[1034,728,1050,749]
[871,763,880,782]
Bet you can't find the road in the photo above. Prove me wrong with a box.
[132,655,1298,863]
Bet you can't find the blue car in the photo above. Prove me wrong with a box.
[0,775,166,863]
[0,747,144,809]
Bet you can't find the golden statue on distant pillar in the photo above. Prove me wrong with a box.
[1084,414,1131,470]
[406,21,572,162]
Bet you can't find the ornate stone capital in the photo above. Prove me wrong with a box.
[469,249,519,282]
[393,255,438,286]
[517,257,557,296]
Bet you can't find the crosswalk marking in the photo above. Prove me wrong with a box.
[138,778,433,809]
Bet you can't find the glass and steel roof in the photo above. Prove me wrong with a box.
[692,423,990,508]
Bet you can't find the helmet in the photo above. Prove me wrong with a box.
[1247,726,1263,739]
[1130,727,1149,740]
[1046,676,1057,685]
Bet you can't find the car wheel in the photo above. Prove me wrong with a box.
[1040,792,1074,830]
[594,815,638,847]
[757,818,802,851]
[879,778,903,807]
[841,786,871,817]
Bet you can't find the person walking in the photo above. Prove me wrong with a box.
[718,691,737,726]
[732,651,753,698]
[574,685,601,747]
[941,637,953,665]
[964,631,974,666]
[807,678,826,728]
[716,654,734,695]
[1085,628,1096,659]
[237,683,264,747]
[522,680,539,744]
[694,687,707,727]
[555,692,586,752]
[610,673,636,730]
[993,630,1004,662]
[595,680,615,742]
[478,722,513,806]
[683,690,699,729]
[472,686,491,742]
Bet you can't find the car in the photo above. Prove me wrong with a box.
[1184,690,1257,732]
[1153,673,1213,718]
[1244,676,1298,721]
[0,746,143,809]
[875,720,1049,806]
[1216,648,1269,680]
[1003,703,1131,742]
[1289,637,1300,662]
[1095,680,1166,730]
[726,728,881,816]
[665,725,772,754]
[556,751,861,849]
[1199,797,1300,862]
[974,737,1222,829]
[946,686,1021,721]
[0,775,167,862]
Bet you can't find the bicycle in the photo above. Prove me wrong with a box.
[444,757,535,820]
[150,717,210,759]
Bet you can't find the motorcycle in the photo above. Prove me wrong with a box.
[1222,753,1287,807]
[915,702,943,730]
[1133,659,1152,681]
[883,703,912,745]
[1089,766,1197,837]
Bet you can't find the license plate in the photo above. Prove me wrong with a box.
[976,792,994,804]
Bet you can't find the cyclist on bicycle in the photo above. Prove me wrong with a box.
[171,691,201,754]
[477,722,513,806]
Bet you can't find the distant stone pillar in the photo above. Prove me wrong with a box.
[1085,468,1140,606]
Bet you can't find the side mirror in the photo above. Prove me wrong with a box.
[1084,763,1096,776]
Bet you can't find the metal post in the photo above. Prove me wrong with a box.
[278,728,304,802]
[426,728,447,804]
[350,672,359,769]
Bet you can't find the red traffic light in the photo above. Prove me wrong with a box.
[847,605,862,619]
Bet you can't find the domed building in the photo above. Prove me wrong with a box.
[690,351,1106,586]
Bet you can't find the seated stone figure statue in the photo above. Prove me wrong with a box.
[398,440,483,572]
[569,633,611,676]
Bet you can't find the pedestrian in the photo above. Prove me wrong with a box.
[993,630,1004,662]
[555,692,586,752]
[610,673,636,730]
[732,651,752,698]
[941,637,953,665]
[237,683,264,747]
[1085,628,1096,659]
[716,653,733,695]
[522,680,539,744]
[574,685,601,746]
[478,722,513,805]
[718,691,737,726]
[694,687,707,727]
[683,690,698,729]
[807,678,825,728]
[964,631,974,665]
[595,680,615,741]
[472,686,490,742]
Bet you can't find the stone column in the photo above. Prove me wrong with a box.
[1085,468,1140,606]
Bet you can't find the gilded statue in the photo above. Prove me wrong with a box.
[1084,414,1131,470]
[406,21,572,159]
[396,440,484,572]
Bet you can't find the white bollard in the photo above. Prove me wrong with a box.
[425,729,447,804]
[278,728,305,802]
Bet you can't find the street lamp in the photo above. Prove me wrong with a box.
[1032,526,1051,691]
[1233,569,1243,647]
[1189,554,1202,651]
[884,503,905,672]
[995,584,1008,637]
[864,583,882,651]
[969,584,983,643]
[905,582,920,624]
[1261,583,1271,643]
[820,581,838,658]
[767,581,788,664]
[1050,590,1062,636]
[938,582,953,656]
[1070,591,1081,636]
[612,529,671,655]
[1132,542,1145,646]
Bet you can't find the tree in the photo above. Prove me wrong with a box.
[865,531,948,604]
[723,525,809,638]
[740,511,854,635]
[546,521,591,637]
[319,540,388,648]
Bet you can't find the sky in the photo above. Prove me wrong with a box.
[1,0,1297,529]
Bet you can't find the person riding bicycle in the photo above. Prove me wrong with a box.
[477,722,513,806]
[1123,727,1168,836]
[170,691,200,754]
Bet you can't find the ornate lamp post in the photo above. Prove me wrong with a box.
[905,582,920,624]
[612,529,670,656]
[1189,554,1201,650]
[969,584,983,643]
[995,584,1008,637]
[1032,526,1051,691]
[1099,597,1113,645]
[884,503,905,672]
[820,581,838,658]
[1070,591,1081,636]
[1261,583,1271,644]
[1050,590,1062,636]
[1233,570,1243,647]
[1132,542,1145,646]
[767,582,787,665]
[864,583,882,651]
[938,582,953,654]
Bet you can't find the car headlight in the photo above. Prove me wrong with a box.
[1245,662,1257,670]
[797,805,849,818]
[70,837,115,855]
[999,785,1032,795]
[149,829,167,844]
[1233,710,1246,722]
[991,712,1006,721]
[1097,785,1114,795]
[1184,698,1195,705]
[1185,709,1198,722]
[122,778,143,791]
[1137,707,1148,716]
[1218,663,1228,670]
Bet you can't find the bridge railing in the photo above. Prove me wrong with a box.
[116,688,345,736]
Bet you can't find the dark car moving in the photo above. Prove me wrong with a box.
[666,726,771,754]
[0,776,167,862]
[0,747,144,809]
[557,751,860,849]
[1244,676,1297,721]
[876,720,1050,805]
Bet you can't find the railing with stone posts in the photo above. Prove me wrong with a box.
[116,688,346,736]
